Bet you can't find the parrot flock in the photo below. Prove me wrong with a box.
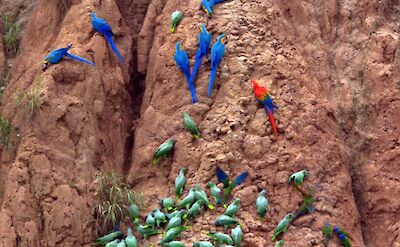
[36,3,352,247]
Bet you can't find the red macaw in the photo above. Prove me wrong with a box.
[250,80,279,140]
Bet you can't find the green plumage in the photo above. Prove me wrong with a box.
[208,182,221,205]
[224,198,240,217]
[145,212,156,228]
[274,240,284,247]
[271,213,296,241]
[256,190,269,220]
[96,231,123,245]
[116,240,127,247]
[154,208,167,227]
[175,168,187,198]
[165,210,186,231]
[134,221,160,239]
[170,11,183,33]
[177,188,195,209]
[339,235,351,247]
[185,200,202,219]
[295,194,315,218]
[160,226,189,245]
[288,170,309,186]
[128,203,140,221]
[322,223,332,241]
[215,215,239,230]
[105,239,120,247]
[231,225,243,247]
[125,227,138,247]
[182,112,200,139]
[153,138,176,165]
[163,241,187,247]
[194,184,214,210]
[192,241,214,247]
[161,197,176,212]
[207,232,234,245]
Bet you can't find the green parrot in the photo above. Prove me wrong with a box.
[339,234,351,247]
[125,227,138,247]
[167,210,181,219]
[207,232,234,245]
[216,167,249,206]
[231,225,242,247]
[128,203,140,221]
[177,188,195,209]
[160,226,189,245]
[96,231,123,245]
[161,197,176,212]
[154,208,168,227]
[295,194,315,218]
[271,213,296,241]
[224,198,240,217]
[256,190,269,220]
[275,240,284,247]
[194,184,214,210]
[170,11,183,33]
[288,170,309,186]
[182,112,200,139]
[165,210,187,231]
[184,200,202,219]
[207,182,221,205]
[333,226,351,239]
[215,215,239,230]
[116,240,127,247]
[145,212,156,228]
[134,221,161,239]
[192,241,214,247]
[322,223,332,241]
[105,239,120,247]
[163,241,187,247]
[153,138,176,165]
[175,168,187,199]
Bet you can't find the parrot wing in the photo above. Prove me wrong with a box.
[65,53,95,66]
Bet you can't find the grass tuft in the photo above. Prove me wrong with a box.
[2,16,21,55]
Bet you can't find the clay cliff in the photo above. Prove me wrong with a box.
[0,0,399,246]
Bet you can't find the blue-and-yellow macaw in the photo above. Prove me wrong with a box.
[207,34,226,97]
[189,24,211,90]
[200,0,225,16]
[41,44,95,71]
[90,12,124,63]
[174,42,197,103]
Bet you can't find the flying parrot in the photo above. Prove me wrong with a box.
[96,230,123,245]
[125,227,138,247]
[295,194,315,218]
[231,225,243,247]
[152,138,176,165]
[193,241,214,247]
[160,197,176,212]
[271,213,296,241]
[215,215,239,230]
[41,44,95,71]
[256,190,269,220]
[174,42,197,103]
[90,12,124,63]
[224,198,240,217]
[322,223,332,241]
[160,226,189,245]
[207,34,226,97]
[250,80,279,140]
[216,166,249,206]
[339,234,351,247]
[194,184,214,210]
[182,112,200,139]
[170,11,183,33]
[207,232,234,245]
[208,182,222,205]
[189,24,211,89]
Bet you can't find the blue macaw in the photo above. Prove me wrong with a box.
[189,24,211,89]
[90,12,124,63]
[41,44,95,71]
[174,42,197,103]
[207,34,226,97]
[200,0,225,16]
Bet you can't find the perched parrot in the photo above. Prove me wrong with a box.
[166,210,181,219]
[145,212,156,228]
[160,226,189,245]
[165,210,186,231]
[182,112,200,139]
[295,194,315,218]
[193,241,214,247]
[339,234,351,247]
[207,34,226,97]
[250,80,279,140]
[194,184,214,210]
[271,213,296,241]
[275,240,284,247]
[105,239,120,247]
[96,230,123,245]
[161,197,176,212]
[133,221,160,239]
[215,215,239,230]
[175,167,187,198]
[288,170,309,187]
[216,166,249,206]
[174,42,197,103]
[90,12,123,63]
[164,241,187,247]
[207,232,233,245]
[170,11,183,33]
[41,44,95,71]
[125,227,138,247]
[128,203,139,221]
[152,138,176,165]
[116,240,127,247]
[256,190,269,220]
[208,182,222,205]
[231,225,243,247]
[333,226,351,239]
[177,188,195,209]
[189,24,211,88]
[184,200,202,219]
[224,198,240,217]
[200,0,225,16]
[322,223,332,241]
[154,208,167,227]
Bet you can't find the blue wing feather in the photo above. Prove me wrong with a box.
[105,35,123,63]
[207,67,217,97]
[233,171,249,186]
[65,53,95,66]
[216,166,229,185]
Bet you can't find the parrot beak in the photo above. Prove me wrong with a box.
[202,5,210,15]
[221,37,226,44]
[41,61,49,71]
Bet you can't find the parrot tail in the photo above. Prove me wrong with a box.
[207,67,217,97]
[207,203,215,210]
[265,108,279,141]
[190,51,204,86]
[184,71,197,103]
[170,24,176,33]
[193,133,200,140]
[105,35,124,63]
[152,158,159,166]
[65,53,95,67]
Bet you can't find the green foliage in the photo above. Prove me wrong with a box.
[2,16,21,55]
[13,76,42,116]
[0,65,10,101]
[0,115,15,153]
[92,171,143,235]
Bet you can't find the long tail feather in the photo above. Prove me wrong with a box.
[234,171,249,186]
[207,67,217,97]
[65,53,95,66]
[105,35,124,63]
[265,108,279,141]
[190,51,204,86]
[184,71,197,103]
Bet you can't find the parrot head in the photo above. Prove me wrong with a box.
[41,60,49,71]
[175,42,182,51]
[338,234,346,241]
[218,34,226,44]
[180,167,187,173]
[201,1,213,16]
[90,12,97,19]
[200,24,208,33]
[333,226,339,233]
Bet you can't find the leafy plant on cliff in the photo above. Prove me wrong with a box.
[2,15,21,55]
[92,171,143,236]
[0,115,15,153]
[13,75,42,116]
